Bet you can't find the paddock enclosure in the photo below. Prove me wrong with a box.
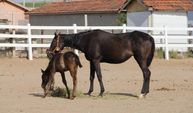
[0,54,193,113]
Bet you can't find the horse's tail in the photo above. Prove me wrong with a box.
[75,55,83,68]
[147,36,155,67]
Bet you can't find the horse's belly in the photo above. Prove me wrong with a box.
[101,54,132,64]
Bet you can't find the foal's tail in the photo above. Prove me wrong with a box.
[75,56,83,68]
[147,36,155,67]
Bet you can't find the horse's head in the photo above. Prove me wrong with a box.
[46,32,64,58]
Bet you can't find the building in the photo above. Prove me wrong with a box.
[0,0,29,25]
[125,0,193,51]
[28,0,127,26]
[126,0,193,31]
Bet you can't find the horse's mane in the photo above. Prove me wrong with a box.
[59,30,92,37]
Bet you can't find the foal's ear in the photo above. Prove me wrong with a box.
[41,69,45,73]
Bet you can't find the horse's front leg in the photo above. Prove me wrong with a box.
[87,61,95,96]
[93,59,105,97]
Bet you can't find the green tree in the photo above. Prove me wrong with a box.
[116,13,127,26]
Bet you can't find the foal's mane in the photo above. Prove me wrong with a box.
[45,54,57,74]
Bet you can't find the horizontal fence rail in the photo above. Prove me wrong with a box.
[0,24,193,60]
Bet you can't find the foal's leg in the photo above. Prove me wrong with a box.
[134,56,151,98]
[69,68,77,99]
[50,76,55,91]
[60,72,70,99]
[93,59,105,96]
[87,61,95,95]
[44,73,55,97]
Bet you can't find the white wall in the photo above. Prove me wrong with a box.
[152,11,188,51]
[152,11,188,34]
[127,11,189,51]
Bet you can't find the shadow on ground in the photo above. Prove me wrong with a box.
[109,93,138,98]
[29,93,44,98]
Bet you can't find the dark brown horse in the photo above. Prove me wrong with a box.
[41,51,82,99]
[47,30,155,98]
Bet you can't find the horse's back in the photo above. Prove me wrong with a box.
[80,30,154,65]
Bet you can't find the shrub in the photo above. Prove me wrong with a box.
[51,87,67,98]
[185,50,193,58]
[155,48,164,59]
[169,51,178,59]
[51,87,83,98]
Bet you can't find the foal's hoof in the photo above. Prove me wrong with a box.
[70,96,76,100]
[138,94,146,99]
[42,93,47,98]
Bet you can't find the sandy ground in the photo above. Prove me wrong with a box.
[0,54,193,113]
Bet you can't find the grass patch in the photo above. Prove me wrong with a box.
[51,87,84,98]
[51,87,67,98]
[155,87,176,91]
[19,2,46,8]
[155,49,193,59]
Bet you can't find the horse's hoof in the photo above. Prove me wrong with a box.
[84,92,92,96]
[138,94,146,99]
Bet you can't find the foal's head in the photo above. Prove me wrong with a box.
[41,69,50,91]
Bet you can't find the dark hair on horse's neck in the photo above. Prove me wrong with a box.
[59,30,91,51]
[59,33,81,48]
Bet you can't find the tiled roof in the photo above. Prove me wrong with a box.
[29,0,126,15]
[143,0,193,11]
[0,0,29,11]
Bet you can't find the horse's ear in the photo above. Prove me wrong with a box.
[41,69,45,73]
[54,32,58,36]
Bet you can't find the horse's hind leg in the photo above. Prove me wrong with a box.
[134,55,151,98]
[61,72,70,99]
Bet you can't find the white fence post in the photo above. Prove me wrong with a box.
[73,24,79,56]
[12,29,16,57]
[27,23,33,60]
[164,26,169,60]
[122,24,127,33]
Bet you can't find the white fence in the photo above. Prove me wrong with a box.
[0,24,193,60]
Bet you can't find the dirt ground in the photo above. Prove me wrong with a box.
[0,54,193,113]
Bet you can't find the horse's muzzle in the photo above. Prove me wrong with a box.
[46,49,54,59]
